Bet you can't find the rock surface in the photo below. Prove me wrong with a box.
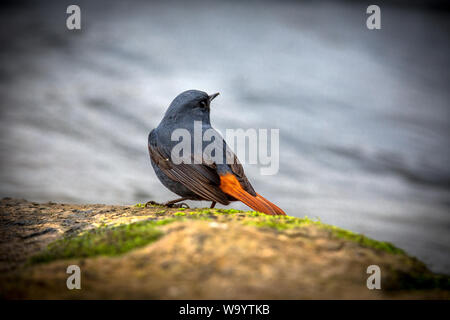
[0,198,448,299]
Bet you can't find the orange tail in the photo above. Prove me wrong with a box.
[255,193,286,215]
[219,173,286,215]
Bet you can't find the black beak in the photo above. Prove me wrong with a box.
[208,92,220,102]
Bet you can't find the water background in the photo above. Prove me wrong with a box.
[0,0,449,274]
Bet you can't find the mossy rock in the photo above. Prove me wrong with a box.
[0,198,449,299]
[29,207,406,265]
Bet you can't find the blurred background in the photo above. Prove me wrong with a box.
[0,0,449,274]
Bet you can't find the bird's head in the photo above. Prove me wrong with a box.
[162,90,220,124]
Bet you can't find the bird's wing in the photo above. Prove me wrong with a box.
[149,129,285,215]
[227,150,256,196]
[148,133,230,205]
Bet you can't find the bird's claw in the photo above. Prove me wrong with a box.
[145,200,163,208]
[166,202,190,209]
[144,200,189,209]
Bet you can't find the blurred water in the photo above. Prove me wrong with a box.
[0,0,449,274]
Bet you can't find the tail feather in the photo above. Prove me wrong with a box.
[256,193,286,215]
[219,173,285,215]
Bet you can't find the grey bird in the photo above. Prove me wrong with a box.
[147,89,285,215]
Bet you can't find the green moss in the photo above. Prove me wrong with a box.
[29,218,176,264]
[186,209,214,216]
[327,226,404,255]
[215,208,243,214]
[241,215,319,230]
[32,204,407,265]
[134,203,146,208]
[182,207,405,255]
[239,214,405,255]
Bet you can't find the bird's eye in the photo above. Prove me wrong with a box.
[200,100,207,108]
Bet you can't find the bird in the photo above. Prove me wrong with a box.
[147,89,285,215]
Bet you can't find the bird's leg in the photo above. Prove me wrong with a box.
[210,201,216,209]
[164,197,190,208]
[144,200,162,207]
[145,197,190,208]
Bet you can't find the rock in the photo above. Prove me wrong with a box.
[21,228,58,239]
[0,199,448,299]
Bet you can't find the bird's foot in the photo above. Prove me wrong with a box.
[165,202,190,209]
[144,200,190,209]
[144,200,164,208]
